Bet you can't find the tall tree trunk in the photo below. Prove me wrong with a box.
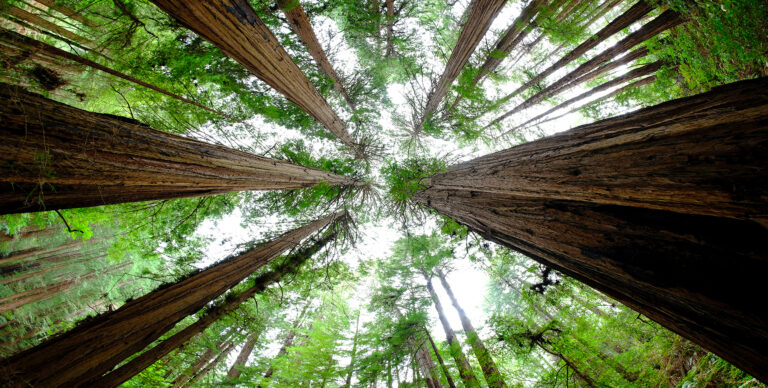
[344,312,361,388]
[418,0,506,131]
[148,0,363,158]
[0,253,108,285]
[492,1,654,110]
[582,0,623,29]
[424,326,457,388]
[0,239,88,265]
[437,269,507,387]
[416,341,441,388]
[0,84,357,215]
[226,332,259,380]
[187,341,237,386]
[277,0,356,110]
[0,28,228,118]
[385,0,395,58]
[4,6,94,47]
[172,333,235,387]
[262,300,312,381]
[91,216,341,387]
[415,77,768,382]
[0,212,341,387]
[33,0,99,28]
[491,10,680,125]
[507,60,662,134]
[424,274,480,387]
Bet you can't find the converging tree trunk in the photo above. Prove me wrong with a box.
[33,0,99,28]
[344,312,361,388]
[415,77,768,382]
[187,341,237,386]
[437,269,507,387]
[0,212,342,387]
[227,332,259,380]
[0,84,358,215]
[277,0,356,110]
[418,0,506,131]
[4,5,94,47]
[148,0,363,157]
[424,326,457,388]
[424,274,480,387]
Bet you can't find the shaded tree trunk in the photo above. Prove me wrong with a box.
[538,343,598,388]
[0,212,341,387]
[172,333,235,387]
[0,253,108,285]
[277,0,356,110]
[424,274,480,387]
[424,326,457,388]
[491,10,680,125]
[437,269,507,387]
[418,0,506,131]
[33,0,99,28]
[416,77,768,382]
[226,332,259,380]
[385,0,394,58]
[344,312,361,388]
[0,28,228,118]
[0,84,357,215]
[492,1,654,110]
[148,0,363,158]
[262,300,312,381]
[187,341,237,386]
[4,6,94,47]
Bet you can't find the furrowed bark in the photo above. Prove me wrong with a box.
[492,1,654,110]
[491,10,680,125]
[0,84,357,215]
[437,269,507,387]
[416,77,768,382]
[94,225,341,387]
[424,274,480,387]
[418,0,506,131]
[425,326,457,388]
[277,0,356,110]
[0,28,228,118]
[0,253,108,285]
[0,212,342,387]
[227,332,259,380]
[148,0,363,157]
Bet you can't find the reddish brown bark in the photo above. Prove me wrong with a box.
[418,0,506,131]
[0,212,342,387]
[0,84,357,215]
[0,28,228,118]
[437,269,506,387]
[0,253,108,285]
[227,332,259,380]
[424,274,480,387]
[4,6,94,47]
[0,239,92,265]
[148,0,363,157]
[491,10,680,125]
[33,0,99,28]
[278,0,356,110]
[416,77,768,382]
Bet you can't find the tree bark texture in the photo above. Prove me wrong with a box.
[4,5,94,47]
[424,275,480,387]
[278,0,356,110]
[148,0,362,157]
[494,1,653,108]
[0,28,228,118]
[424,326,457,388]
[33,0,99,28]
[94,224,341,387]
[437,269,507,387]
[226,332,259,380]
[492,10,680,125]
[416,77,768,382]
[0,84,356,215]
[419,0,506,130]
[0,211,342,387]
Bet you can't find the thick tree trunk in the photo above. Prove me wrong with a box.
[277,0,356,110]
[493,1,654,109]
[0,212,341,387]
[418,0,506,131]
[491,10,680,125]
[0,84,357,215]
[508,61,662,134]
[95,225,341,387]
[416,77,768,382]
[148,0,363,157]
[437,269,506,387]
[424,275,480,387]
[0,28,228,118]
[4,6,94,47]
[424,326,457,388]
[226,332,259,380]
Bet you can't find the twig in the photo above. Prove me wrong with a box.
[55,210,84,234]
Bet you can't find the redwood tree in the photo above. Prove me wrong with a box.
[415,77,768,382]
[0,84,358,215]
[0,211,344,387]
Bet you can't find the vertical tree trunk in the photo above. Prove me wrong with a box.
[415,77,768,382]
[277,0,356,110]
[424,274,480,387]
[344,312,361,388]
[0,84,357,215]
[437,269,507,387]
[226,332,259,380]
[148,0,363,158]
[0,212,342,387]
[424,326,457,388]
[0,28,228,118]
[418,0,506,131]
[385,0,395,58]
